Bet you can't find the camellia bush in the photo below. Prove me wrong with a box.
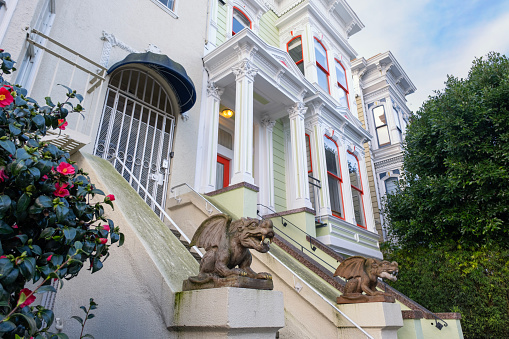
[0,50,123,338]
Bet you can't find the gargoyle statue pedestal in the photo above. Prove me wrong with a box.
[334,256,399,304]
[182,214,275,291]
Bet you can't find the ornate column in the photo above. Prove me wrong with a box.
[308,108,332,216]
[231,60,258,186]
[200,81,224,193]
[288,103,312,209]
[258,116,276,214]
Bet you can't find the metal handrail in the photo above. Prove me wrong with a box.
[257,203,339,269]
[170,183,222,215]
[112,158,203,257]
[267,251,373,339]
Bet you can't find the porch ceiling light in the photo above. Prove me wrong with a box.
[220,108,234,118]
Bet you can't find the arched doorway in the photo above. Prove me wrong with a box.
[94,68,176,217]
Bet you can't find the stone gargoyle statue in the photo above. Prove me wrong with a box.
[334,256,399,303]
[182,214,275,291]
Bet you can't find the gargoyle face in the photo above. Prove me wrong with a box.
[376,260,399,282]
[239,219,275,253]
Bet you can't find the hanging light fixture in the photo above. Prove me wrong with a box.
[220,108,234,118]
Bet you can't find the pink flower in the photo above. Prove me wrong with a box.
[42,175,48,181]
[12,224,17,229]
[106,194,115,201]
[102,225,110,232]
[53,182,70,197]
[0,167,8,183]
[57,119,68,130]
[0,256,6,259]
[18,288,36,308]
[47,255,53,262]
[98,238,107,244]
[56,162,75,176]
[0,87,14,107]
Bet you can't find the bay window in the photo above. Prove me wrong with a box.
[287,36,304,74]
[347,152,366,228]
[324,135,344,218]
[314,38,330,93]
[372,105,391,147]
[335,60,349,108]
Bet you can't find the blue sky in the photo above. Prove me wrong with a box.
[348,0,509,112]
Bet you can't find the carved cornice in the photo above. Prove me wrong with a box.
[232,60,258,81]
[346,21,356,35]
[206,81,224,99]
[287,102,308,119]
[374,155,404,170]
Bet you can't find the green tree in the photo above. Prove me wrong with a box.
[383,52,509,339]
[386,52,509,249]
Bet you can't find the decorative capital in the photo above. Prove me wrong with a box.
[260,116,276,131]
[287,102,307,119]
[232,60,258,81]
[206,81,224,99]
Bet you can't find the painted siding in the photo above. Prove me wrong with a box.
[273,119,287,212]
[258,10,279,47]
[216,1,227,46]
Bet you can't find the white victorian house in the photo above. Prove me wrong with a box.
[352,51,416,239]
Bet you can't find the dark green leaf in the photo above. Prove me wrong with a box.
[17,193,30,213]
[0,139,16,155]
[0,195,12,214]
[8,123,21,135]
[0,320,16,333]
[71,315,83,325]
[35,285,57,293]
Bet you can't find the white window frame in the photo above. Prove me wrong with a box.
[150,0,178,19]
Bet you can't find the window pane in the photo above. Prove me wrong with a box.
[314,40,328,70]
[328,175,342,217]
[324,137,340,178]
[373,106,386,127]
[233,9,250,34]
[218,129,233,149]
[347,153,360,189]
[338,88,348,107]
[216,162,224,190]
[393,108,401,130]
[317,68,329,92]
[288,37,303,63]
[297,62,304,75]
[385,177,398,194]
[336,62,347,89]
[351,189,365,227]
[376,126,391,146]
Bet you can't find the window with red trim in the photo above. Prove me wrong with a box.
[314,38,330,93]
[335,60,349,108]
[324,135,344,218]
[287,36,304,75]
[347,151,366,228]
[232,7,251,35]
[216,155,230,190]
[305,134,316,207]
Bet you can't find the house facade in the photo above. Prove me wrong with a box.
[196,0,382,259]
[352,52,416,239]
[0,0,464,338]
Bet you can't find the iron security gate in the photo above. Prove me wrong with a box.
[94,69,175,218]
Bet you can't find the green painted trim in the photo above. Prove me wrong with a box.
[258,10,279,47]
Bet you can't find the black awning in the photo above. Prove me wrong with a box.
[107,52,196,113]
